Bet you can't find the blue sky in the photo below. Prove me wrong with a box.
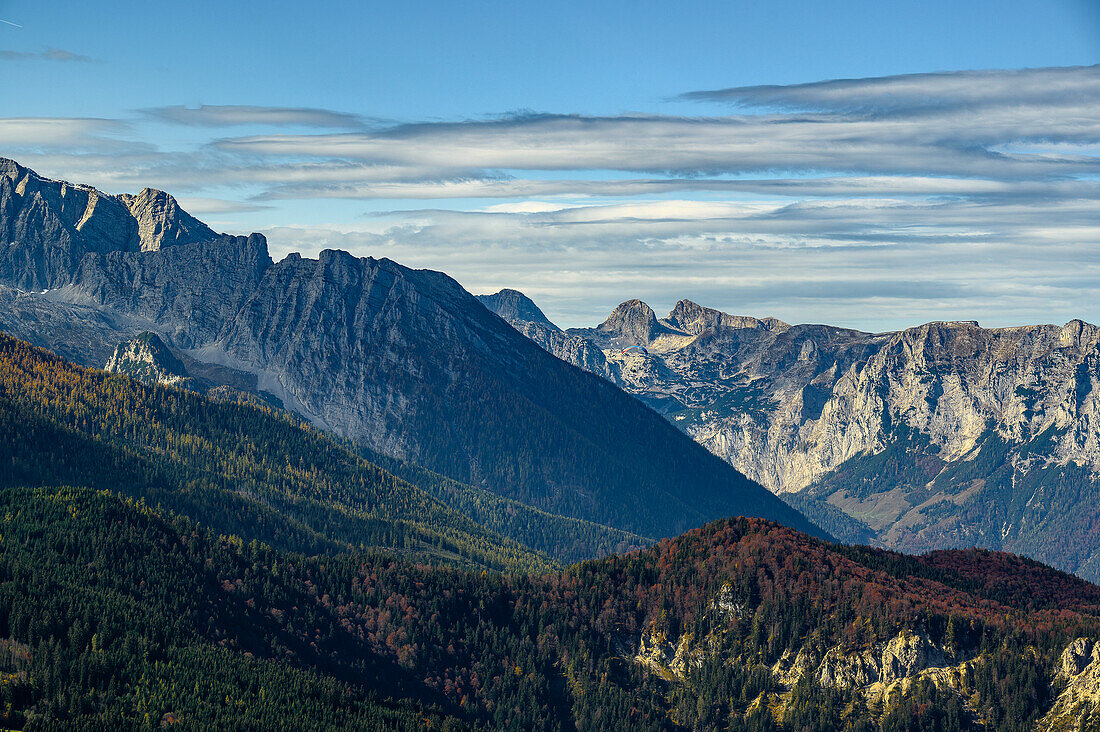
[1,0,1099,329]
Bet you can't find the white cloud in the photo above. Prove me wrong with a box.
[144,105,370,129]
[3,64,1099,331]
[0,118,136,150]
[680,64,1100,114]
[259,192,1100,330]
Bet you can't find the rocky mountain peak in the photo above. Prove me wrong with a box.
[665,299,791,335]
[476,289,559,330]
[1060,319,1100,349]
[118,187,217,252]
[598,299,669,346]
[0,157,28,179]
[0,157,220,289]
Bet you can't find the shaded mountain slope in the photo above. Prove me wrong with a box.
[360,445,653,563]
[206,248,822,539]
[0,331,553,572]
[99,330,652,564]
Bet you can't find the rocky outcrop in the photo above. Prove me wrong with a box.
[627,589,981,723]
[630,587,745,683]
[634,626,709,682]
[105,331,196,388]
[770,630,964,700]
[1039,638,1100,731]
[632,594,961,694]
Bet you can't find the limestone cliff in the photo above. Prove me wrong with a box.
[1040,638,1100,730]
[487,293,1100,581]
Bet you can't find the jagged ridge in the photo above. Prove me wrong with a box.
[488,291,1100,582]
[0,158,217,289]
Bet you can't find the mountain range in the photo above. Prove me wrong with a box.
[479,290,1100,582]
[0,157,820,548]
[5,157,1100,728]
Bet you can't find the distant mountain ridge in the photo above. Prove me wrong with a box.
[0,158,216,289]
[0,158,823,546]
[482,289,1100,582]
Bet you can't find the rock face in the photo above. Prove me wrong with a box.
[0,158,216,289]
[485,291,1100,581]
[770,629,968,702]
[0,158,823,543]
[117,187,215,252]
[66,233,273,347]
[1039,638,1100,730]
[105,331,196,388]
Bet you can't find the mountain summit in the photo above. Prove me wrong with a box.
[476,288,559,330]
[0,159,217,289]
[597,298,669,346]
[666,298,790,335]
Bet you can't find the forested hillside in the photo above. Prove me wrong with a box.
[3,485,1100,730]
[360,446,652,564]
[0,332,551,573]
